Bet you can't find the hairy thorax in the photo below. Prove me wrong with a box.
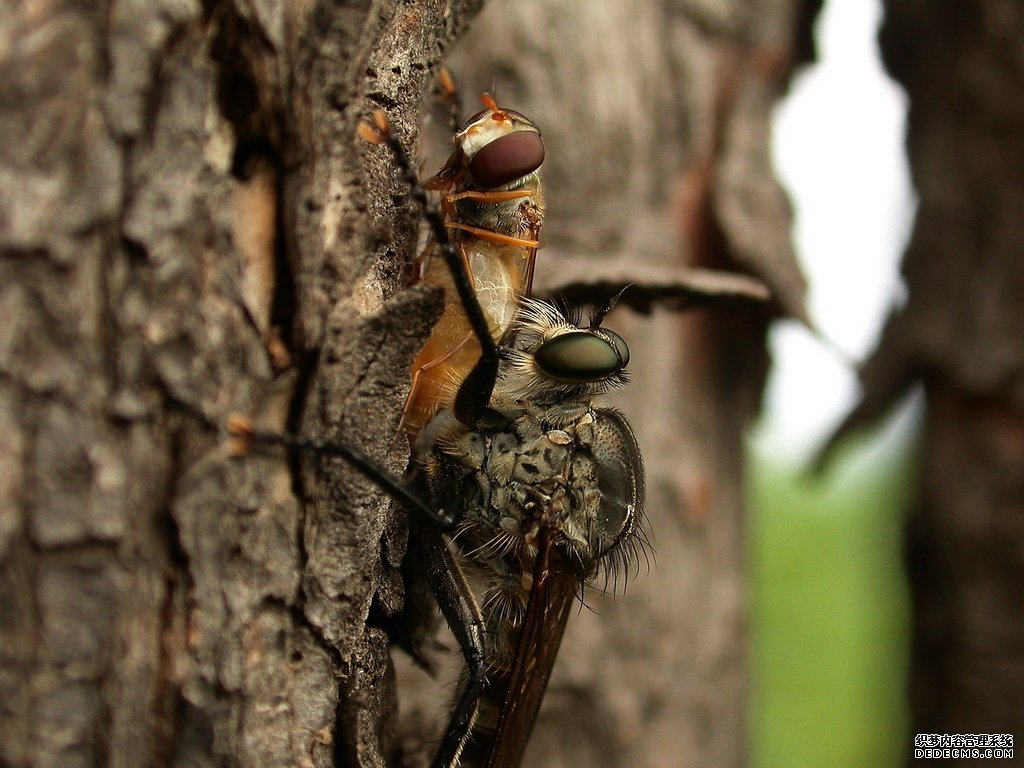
[419,398,643,669]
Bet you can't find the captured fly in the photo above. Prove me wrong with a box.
[403,92,545,439]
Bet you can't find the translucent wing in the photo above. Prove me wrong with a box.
[484,529,579,768]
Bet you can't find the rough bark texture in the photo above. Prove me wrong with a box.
[867,0,1024,752]
[0,1,803,766]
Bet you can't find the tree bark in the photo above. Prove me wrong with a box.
[870,0,1024,754]
[0,1,804,766]
[824,0,1024,759]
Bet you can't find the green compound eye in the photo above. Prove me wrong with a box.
[534,330,629,381]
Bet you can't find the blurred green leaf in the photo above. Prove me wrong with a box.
[748,435,912,768]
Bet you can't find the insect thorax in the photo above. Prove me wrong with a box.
[453,171,545,239]
[419,399,643,667]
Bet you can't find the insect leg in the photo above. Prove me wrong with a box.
[359,112,501,425]
[227,415,455,528]
[437,67,463,136]
[231,416,486,763]
[409,516,487,768]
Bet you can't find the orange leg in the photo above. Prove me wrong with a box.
[402,332,477,435]
[447,222,540,249]
[446,189,533,204]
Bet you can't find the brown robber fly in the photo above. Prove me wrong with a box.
[420,295,647,768]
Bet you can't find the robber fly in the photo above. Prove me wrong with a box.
[364,99,646,767]
[402,88,545,438]
[234,91,645,768]
[417,296,647,768]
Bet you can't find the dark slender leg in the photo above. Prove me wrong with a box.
[408,517,487,768]
[230,421,454,528]
[358,109,504,765]
[231,108,503,767]
[230,416,487,768]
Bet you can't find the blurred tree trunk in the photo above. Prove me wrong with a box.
[0,1,804,766]
[829,0,1024,757]
[881,0,1024,751]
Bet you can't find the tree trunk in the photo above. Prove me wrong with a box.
[824,0,1024,758]
[874,0,1024,754]
[0,1,803,766]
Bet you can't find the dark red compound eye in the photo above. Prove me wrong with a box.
[468,131,545,188]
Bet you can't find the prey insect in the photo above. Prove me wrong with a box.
[236,91,645,768]
[402,88,546,439]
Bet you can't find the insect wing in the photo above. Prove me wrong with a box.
[403,235,537,436]
[485,531,580,768]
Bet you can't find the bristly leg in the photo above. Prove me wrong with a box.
[411,515,488,768]
[358,110,501,427]
[227,414,453,527]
